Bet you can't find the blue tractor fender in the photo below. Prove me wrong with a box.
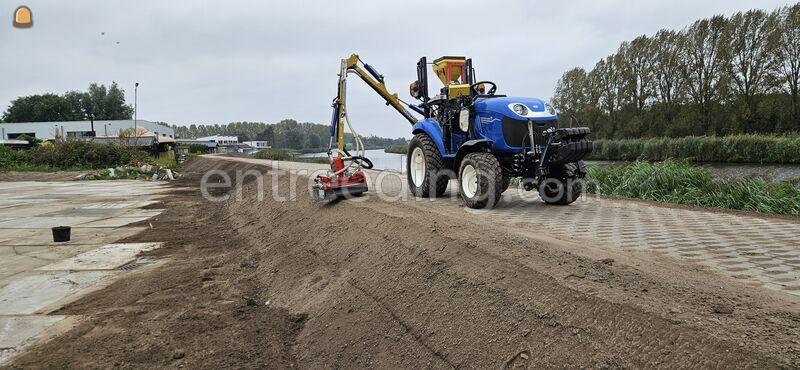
[454,139,493,168]
[411,119,451,158]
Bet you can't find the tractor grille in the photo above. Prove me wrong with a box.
[501,117,557,148]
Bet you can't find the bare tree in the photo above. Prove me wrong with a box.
[681,15,729,132]
[552,67,588,116]
[652,29,686,107]
[724,9,779,119]
[775,4,800,123]
[552,4,796,138]
[594,55,621,116]
[617,36,656,112]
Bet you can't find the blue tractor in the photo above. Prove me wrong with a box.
[319,55,592,209]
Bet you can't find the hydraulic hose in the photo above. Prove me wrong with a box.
[342,148,374,169]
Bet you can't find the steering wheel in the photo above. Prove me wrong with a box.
[471,81,497,96]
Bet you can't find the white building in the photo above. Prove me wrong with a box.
[0,120,174,140]
[242,140,270,149]
[196,135,238,145]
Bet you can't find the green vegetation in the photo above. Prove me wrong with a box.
[254,148,329,164]
[170,119,407,151]
[384,145,407,154]
[148,156,180,170]
[553,5,800,139]
[85,168,152,180]
[254,148,294,161]
[0,141,148,172]
[589,135,800,163]
[586,160,800,216]
[187,143,209,154]
[1,82,132,123]
[0,146,41,171]
[15,134,42,147]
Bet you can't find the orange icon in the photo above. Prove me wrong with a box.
[13,6,32,28]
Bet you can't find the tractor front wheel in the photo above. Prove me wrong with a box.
[458,152,503,209]
[538,178,582,205]
[539,162,584,205]
[407,134,449,197]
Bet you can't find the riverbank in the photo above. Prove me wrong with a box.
[384,145,406,154]
[585,160,800,217]
[254,148,328,164]
[589,135,800,164]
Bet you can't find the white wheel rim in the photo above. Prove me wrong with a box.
[410,147,426,187]
[461,164,478,198]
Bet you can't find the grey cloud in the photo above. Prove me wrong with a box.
[0,0,789,138]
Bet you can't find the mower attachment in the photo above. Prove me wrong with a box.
[312,157,369,201]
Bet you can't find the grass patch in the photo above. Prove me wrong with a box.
[0,141,178,173]
[149,156,180,170]
[589,135,800,164]
[586,160,800,216]
[26,141,149,169]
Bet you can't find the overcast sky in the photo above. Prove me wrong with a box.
[0,0,792,138]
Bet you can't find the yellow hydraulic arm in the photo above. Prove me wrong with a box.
[332,54,419,156]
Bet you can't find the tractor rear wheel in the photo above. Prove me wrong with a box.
[407,134,449,198]
[458,152,503,209]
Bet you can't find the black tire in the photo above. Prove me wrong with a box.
[407,134,449,197]
[458,152,503,209]
[500,172,512,193]
[539,163,583,205]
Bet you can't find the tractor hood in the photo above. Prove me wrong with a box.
[473,97,557,121]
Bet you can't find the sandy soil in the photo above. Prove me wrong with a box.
[7,157,800,368]
[0,171,83,182]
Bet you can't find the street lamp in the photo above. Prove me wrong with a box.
[134,82,139,146]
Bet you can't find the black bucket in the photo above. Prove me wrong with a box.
[52,226,71,242]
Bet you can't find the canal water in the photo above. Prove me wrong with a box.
[300,149,408,173]
[301,150,800,182]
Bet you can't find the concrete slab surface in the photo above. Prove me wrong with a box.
[37,242,162,271]
[0,271,116,315]
[0,179,171,364]
[0,227,147,247]
[0,316,68,365]
[0,216,101,229]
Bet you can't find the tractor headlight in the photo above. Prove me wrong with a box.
[512,103,529,116]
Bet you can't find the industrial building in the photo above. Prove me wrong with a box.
[196,135,238,145]
[0,120,175,141]
[242,140,270,149]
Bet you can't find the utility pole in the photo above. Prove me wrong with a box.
[134,82,139,146]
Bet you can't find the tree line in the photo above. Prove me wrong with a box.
[551,4,800,139]
[1,82,133,123]
[171,119,408,150]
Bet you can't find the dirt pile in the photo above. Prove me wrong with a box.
[8,157,799,368]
